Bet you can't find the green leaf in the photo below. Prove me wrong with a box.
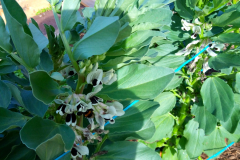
[0,130,21,160]
[212,33,240,44]
[98,64,175,100]
[212,10,240,28]
[94,0,108,16]
[221,94,240,133]
[0,108,28,133]
[177,150,191,160]
[186,0,199,9]
[152,92,176,116]
[5,82,25,107]
[235,73,240,93]
[191,102,217,135]
[200,77,234,121]
[95,141,161,160]
[0,80,11,108]
[0,16,12,53]
[162,147,178,160]
[20,90,48,117]
[165,74,183,90]
[29,71,66,104]
[20,116,75,150]
[149,55,186,70]
[148,113,175,143]
[115,23,132,43]
[109,0,136,16]
[5,144,36,160]
[51,72,64,81]
[73,16,120,60]
[184,120,205,159]
[61,0,81,31]
[106,100,159,141]
[1,0,40,68]
[203,126,238,157]
[29,23,49,51]
[36,50,54,73]
[175,0,194,20]
[36,134,65,160]
[130,8,172,27]
[209,53,240,70]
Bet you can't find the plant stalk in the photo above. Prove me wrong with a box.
[94,134,108,154]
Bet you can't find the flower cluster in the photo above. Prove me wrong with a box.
[55,63,125,159]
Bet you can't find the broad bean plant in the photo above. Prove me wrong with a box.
[0,0,240,159]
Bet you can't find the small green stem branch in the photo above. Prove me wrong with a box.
[172,94,191,135]
[94,134,108,154]
[10,53,34,72]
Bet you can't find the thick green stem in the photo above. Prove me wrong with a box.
[94,134,108,154]
[172,95,191,135]
[51,6,79,73]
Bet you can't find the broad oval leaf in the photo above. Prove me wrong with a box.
[5,144,36,160]
[148,113,175,143]
[73,16,120,60]
[209,53,240,70]
[106,100,159,141]
[0,80,11,108]
[175,0,194,20]
[29,71,66,104]
[212,10,240,28]
[200,77,234,121]
[212,33,240,44]
[61,0,81,31]
[36,134,65,160]
[95,141,161,160]
[0,16,12,53]
[98,64,175,100]
[221,94,240,133]
[1,0,40,68]
[203,126,238,157]
[0,108,28,133]
[20,90,48,117]
[184,120,205,159]
[162,147,177,160]
[153,92,176,116]
[20,116,75,150]
[191,102,217,135]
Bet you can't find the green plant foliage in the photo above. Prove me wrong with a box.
[1,0,41,68]
[36,135,65,160]
[209,53,240,70]
[99,64,175,100]
[200,77,234,121]
[29,71,68,104]
[73,16,120,60]
[0,80,11,108]
[175,0,194,20]
[0,108,28,133]
[0,16,12,53]
[5,144,36,160]
[95,141,161,160]
[106,100,158,141]
[20,116,75,150]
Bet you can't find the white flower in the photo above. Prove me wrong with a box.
[191,26,201,39]
[181,19,194,31]
[106,101,125,116]
[75,100,92,113]
[175,40,200,56]
[206,43,224,57]
[66,113,77,126]
[86,63,103,87]
[203,61,211,73]
[194,18,202,25]
[56,104,67,116]
[86,85,103,105]
[71,145,89,159]
[102,69,117,85]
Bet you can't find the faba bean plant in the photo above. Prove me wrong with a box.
[0,0,240,159]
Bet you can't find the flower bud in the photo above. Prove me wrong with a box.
[91,55,98,63]
[78,61,85,69]
[85,59,91,67]
[86,64,93,73]
[98,54,106,61]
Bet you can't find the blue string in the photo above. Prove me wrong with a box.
[174,45,210,73]
[56,44,231,160]
[207,142,235,160]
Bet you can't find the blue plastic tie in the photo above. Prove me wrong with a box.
[174,45,210,73]
[56,44,231,160]
[207,142,234,160]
